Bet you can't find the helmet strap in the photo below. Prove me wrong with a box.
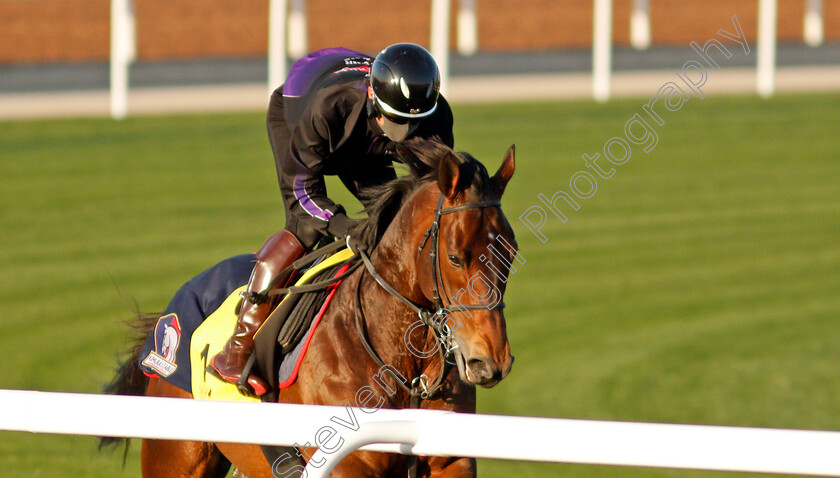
[366,97,377,119]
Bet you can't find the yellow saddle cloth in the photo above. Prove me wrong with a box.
[189,247,355,402]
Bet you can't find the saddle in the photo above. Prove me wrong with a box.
[189,245,358,404]
[181,246,356,477]
[253,246,358,402]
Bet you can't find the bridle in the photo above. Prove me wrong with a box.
[352,192,504,405]
[418,193,506,314]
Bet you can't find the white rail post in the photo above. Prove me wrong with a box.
[288,0,307,59]
[125,0,136,64]
[804,0,824,47]
[592,0,612,102]
[431,0,451,96]
[305,421,421,478]
[457,0,478,56]
[757,0,777,98]
[630,0,650,50]
[268,0,289,96]
[109,0,134,119]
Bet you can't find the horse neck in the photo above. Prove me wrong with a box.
[369,183,437,305]
[358,185,442,381]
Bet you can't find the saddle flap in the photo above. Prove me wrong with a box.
[278,286,330,353]
[253,247,357,400]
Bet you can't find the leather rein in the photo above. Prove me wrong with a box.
[352,193,504,405]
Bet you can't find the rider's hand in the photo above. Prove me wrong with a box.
[327,212,359,238]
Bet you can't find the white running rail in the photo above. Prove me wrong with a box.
[2,389,840,477]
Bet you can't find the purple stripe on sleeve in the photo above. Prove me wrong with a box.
[293,170,333,222]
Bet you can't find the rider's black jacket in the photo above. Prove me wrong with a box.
[267,48,454,249]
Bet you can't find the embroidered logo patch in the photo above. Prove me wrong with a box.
[142,313,182,377]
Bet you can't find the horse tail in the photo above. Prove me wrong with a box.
[98,312,159,454]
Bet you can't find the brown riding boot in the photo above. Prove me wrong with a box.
[210,230,305,396]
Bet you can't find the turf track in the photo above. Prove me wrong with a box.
[1,94,839,477]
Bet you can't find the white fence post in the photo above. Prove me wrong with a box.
[457,0,478,56]
[125,0,136,63]
[757,0,777,98]
[431,0,451,96]
[804,0,824,47]
[630,0,650,50]
[268,0,288,96]
[305,421,421,478]
[109,0,134,119]
[288,0,307,59]
[592,0,612,102]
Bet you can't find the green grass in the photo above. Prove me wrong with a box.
[1,93,839,477]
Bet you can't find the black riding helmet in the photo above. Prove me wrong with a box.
[369,43,441,141]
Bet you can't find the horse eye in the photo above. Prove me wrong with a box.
[448,254,462,267]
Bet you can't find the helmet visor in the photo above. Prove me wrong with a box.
[373,95,424,141]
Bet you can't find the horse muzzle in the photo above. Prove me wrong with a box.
[454,349,514,388]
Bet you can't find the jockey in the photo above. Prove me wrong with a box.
[209,43,455,396]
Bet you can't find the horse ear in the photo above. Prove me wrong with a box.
[438,152,462,199]
[492,144,516,194]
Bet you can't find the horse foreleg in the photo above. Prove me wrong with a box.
[318,450,396,478]
[142,438,230,478]
[214,443,277,478]
[142,378,231,478]
[427,456,476,478]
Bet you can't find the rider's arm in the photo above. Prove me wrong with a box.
[287,93,358,237]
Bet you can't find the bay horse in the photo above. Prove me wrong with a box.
[101,139,517,477]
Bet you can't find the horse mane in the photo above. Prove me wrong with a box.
[350,137,490,251]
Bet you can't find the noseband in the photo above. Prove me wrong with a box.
[353,193,504,404]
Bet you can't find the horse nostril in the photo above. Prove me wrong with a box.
[467,358,494,381]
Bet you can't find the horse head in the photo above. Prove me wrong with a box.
[386,140,517,388]
[431,145,516,387]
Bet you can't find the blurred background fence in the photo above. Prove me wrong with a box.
[1,0,839,119]
[2,0,839,62]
